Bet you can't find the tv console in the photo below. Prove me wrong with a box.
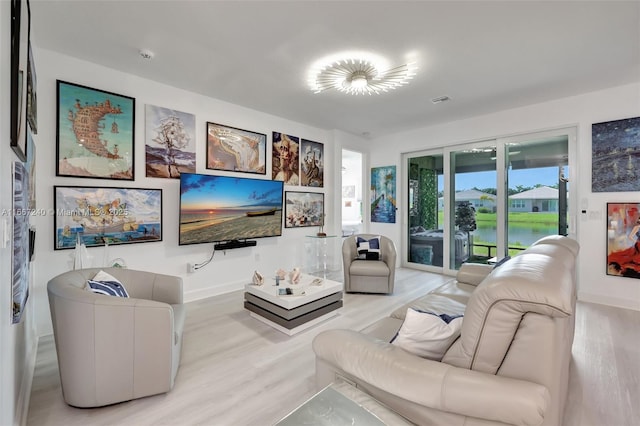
[214,239,257,250]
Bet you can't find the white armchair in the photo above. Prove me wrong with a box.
[47,267,186,407]
[342,234,397,294]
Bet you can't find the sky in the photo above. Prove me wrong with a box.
[443,166,564,191]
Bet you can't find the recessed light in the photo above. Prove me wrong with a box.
[139,49,155,60]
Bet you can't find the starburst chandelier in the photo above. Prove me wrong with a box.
[308,52,417,96]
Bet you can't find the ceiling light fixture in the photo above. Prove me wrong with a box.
[308,52,417,96]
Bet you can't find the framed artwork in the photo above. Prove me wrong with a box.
[342,185,355,198]
[206,122,266,174]
[56,80,135,180]
[272,132,299,185]
[592,116,640,192]
[54,186,162,250]
[26,41,37,134]
[284,191,324,228]
[606,202,640,279]
[10,0,30,161]
[26,126,36,209]
[145,104,196,178]
[300,139,324,187]
[371,165,397,223]
[12,161,29,324]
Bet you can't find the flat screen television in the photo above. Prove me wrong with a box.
[179,173,284,247]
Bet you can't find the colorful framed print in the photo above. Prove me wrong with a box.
[54,186,162,250]
[10,0,30,161]
[26,41,37,134]
[371,165,396,223]
[145,104,196,178]
[300,139,324,187]
[272,132,299,185]
[606,202,640,279]
[56,80,135,180]
[206,122,266,174]
[592,116,640,192]
[12,161,29,324]
[284,191,324,228]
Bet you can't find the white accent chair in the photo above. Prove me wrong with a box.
[342,234,397,294]
[47,267,186,407]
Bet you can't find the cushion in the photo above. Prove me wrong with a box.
[390,308,463,360]
[86,270,129,297]
[356,236,381,260]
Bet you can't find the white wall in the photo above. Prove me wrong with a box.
[1,2,40,425]
[369,82,640,311]
[31,47,341,337]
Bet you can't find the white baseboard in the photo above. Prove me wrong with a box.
[15,334,38,426]
[578,291,640,311]
[184,280,246,303]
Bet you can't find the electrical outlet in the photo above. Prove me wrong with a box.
[187,262,195,273]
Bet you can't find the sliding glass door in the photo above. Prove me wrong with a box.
[407,153,444,267]
[404,127,575,273]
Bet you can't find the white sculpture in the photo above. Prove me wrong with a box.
[252,270,264,286]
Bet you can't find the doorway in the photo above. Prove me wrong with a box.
[341,149,363,236]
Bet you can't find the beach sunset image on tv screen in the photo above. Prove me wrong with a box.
[179,173,284,245]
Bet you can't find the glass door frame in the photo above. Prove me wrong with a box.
[401,148,444,273]
[402,126,577,276]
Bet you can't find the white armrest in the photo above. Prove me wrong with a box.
[456,263,493,286]
[313,329,549,426]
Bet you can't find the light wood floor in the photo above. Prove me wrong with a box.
[27,269,640,426]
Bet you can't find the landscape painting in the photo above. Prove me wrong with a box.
[145,104,196,178]
[285,191,324,228]
[592,116,640,192]
[272,132,300,185]
[54,186,162,250]
[606,202,640,279]
[300,139,324,187]
[371,165,396,223]
[206,122,266,174]
[12,161,29,324]
[56,80,135,180]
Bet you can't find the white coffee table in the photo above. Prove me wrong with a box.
[244,273,343,335]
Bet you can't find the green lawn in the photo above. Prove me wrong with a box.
[438,211,559,224]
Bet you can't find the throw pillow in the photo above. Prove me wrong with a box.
[391,308,463,360]
[86,270,129,298]
[356,236,381,260]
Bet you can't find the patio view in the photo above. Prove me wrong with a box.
[407,132,569,269]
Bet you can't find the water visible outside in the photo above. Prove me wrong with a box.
[472,222,557,247]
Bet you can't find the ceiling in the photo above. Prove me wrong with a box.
[30,1,640,139]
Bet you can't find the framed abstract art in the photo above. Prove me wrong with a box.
[606,202,640,279]
[206,122,266,174]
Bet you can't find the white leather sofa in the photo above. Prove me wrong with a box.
[47,267,186,407]
[313,235,579,426]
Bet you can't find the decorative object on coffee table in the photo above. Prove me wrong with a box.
[253,270,264,285]
[289,267,301,284]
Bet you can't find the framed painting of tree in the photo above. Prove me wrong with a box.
[145,104,196,178]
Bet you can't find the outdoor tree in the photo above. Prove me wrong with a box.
[455,201,477,259]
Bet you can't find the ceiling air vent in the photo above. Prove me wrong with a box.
[431,95,451,104]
